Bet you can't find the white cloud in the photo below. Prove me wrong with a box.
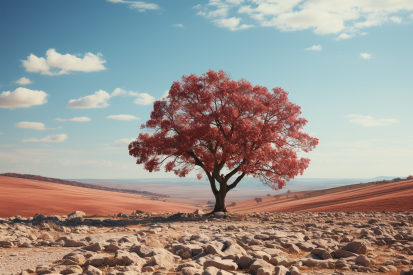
[347,114,398,126]
[0,132,3,135]
[0,87,48,109]
[15,122,47,130]
[173,24,184,27]
[360,52,373,59]
[305,45,322,51]
[214,17,254,31]
[107,115,140,121]
[55,117,91,122]
[66,88,156,109]
[159,90,169,99]
[23,134,68,143]
[107,0,160,12]
[113,138,134,146]
[15,77,33,85]
[335,33,354,40]
[390,16,402,23]
[132,92,156,105]
[67,90,111,109]
[112,88,155,105]
[197,0,413,38]
[22,49,106,76]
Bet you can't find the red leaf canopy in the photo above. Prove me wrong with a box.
[129,70,318,190]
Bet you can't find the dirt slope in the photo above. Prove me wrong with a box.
[230,179,413,212]
[0,176,196,218]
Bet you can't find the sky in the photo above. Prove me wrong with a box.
[0,0,412,180]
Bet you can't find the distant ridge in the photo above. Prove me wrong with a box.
[0,173,170,198]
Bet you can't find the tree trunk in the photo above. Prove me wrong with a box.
[212,190,227,212]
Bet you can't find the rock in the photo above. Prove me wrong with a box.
[257,268,271,275]
[64,238,88,247]
[148,249,175,270]
[301,258,318,267]
[181,250,192,259]
[203,259,238,271]
[68,211,86,218]
[289,266,301,275]
[332,249,358,258]
[311,248,332,259]
[83,265,103,275]
[84,242,106,252]
[214,212,225,218]
[194,209,205,215]
[50,265,83,274]
[288,244,300,254]
[182,267,203,275]
[202,266,220,275]
[106,243,121,252]
[130,243,155,257]
[269,256,291,267]
[109,250,146,267]
[250,259,273,273]
[84,254,111,267]
[62,252,86,265]
[274,266,289,275]
[379,266,389,273]
[205,242,225,256]
[223,243,247,258]
[217,270,233,275]
[355,255,371,267]
[238,255,254,269]
[342,240,370,254]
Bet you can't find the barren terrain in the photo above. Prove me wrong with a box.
[1,211,413,275]
[0,176,196,218]
[229,180,413,213]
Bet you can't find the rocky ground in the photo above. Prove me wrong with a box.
[1,210,413,275]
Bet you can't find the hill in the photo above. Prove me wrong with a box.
[0,176,196,218]
[0,173,169,198]
[225,177,413,212]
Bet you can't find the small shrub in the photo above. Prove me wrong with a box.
[254,198,263,204]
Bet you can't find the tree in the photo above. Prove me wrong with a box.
[254,198,263,204]
[129,70,318,213]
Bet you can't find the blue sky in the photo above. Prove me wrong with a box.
[0,0,412,179]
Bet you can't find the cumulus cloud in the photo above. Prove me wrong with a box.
[107,115,140,121]
[55,117,91,122]
[173,24,184,27]
[390,16,402,23]
[15,122,47,130]
[113,138,134,146]
[15,77,33,85]
[347,114,398,127]
[305,45,322,51]
[66,88,156,109]
[107,0,160,12]
[22,49,106,76]
[0,87,48,109]
[360,52,373,59]
[159,90,169,100]
[23,134,68,143]
[214,17,254,31]
[67,90,110,109]
[335,33,354,40]
[112,88,155,105]
[196,0,413,38]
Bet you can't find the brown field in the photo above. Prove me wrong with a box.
[229,179,413,213]
[1,176,412,218]
[0,176,196,218]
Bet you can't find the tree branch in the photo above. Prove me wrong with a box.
[228,172,246,191]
